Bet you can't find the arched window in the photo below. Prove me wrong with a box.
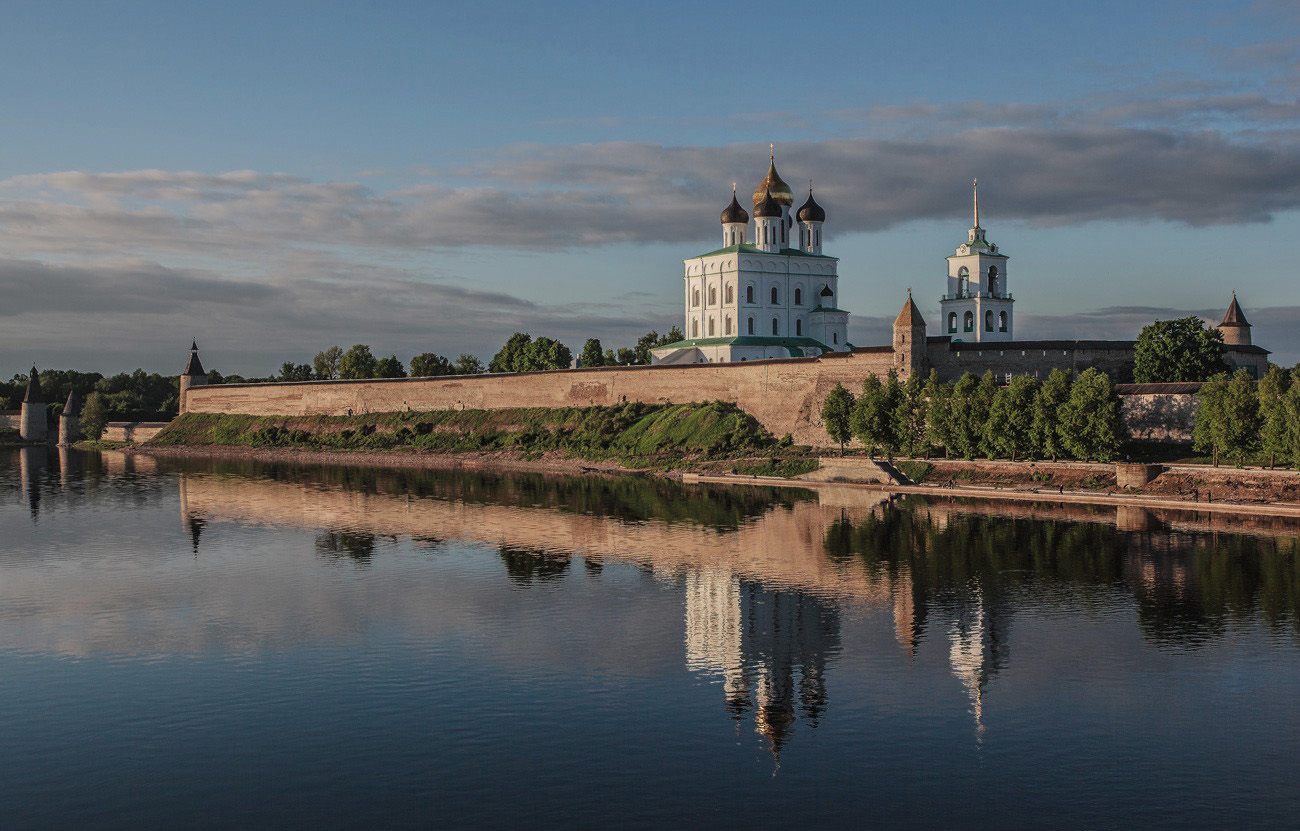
[985,310,994,331]
[796,319,802,336]
[692,319,699,338]
[725,316,732,335]
[948,312,957,333]
[988,266,999,297]
[999,311,1008,332]
[747,316,754,335]
[746,285,754,303]
[963,311,974,332]
[709,287,716,305]
[725,286,733,304]
[771,287,779,304]
[958,267,969,297]
[708,317,715,336]
[772,317,779,335]
[794,288,802,305]
[692,289,700,307]
[832,332,838,344]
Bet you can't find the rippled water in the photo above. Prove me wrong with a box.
[4,447,1300,829]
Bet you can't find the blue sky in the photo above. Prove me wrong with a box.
[2,0,1299,373]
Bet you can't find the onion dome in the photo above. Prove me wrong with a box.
[820,285,834,298]
[754,188,783,218]
[720,187,749,225]
[797,188,825,223]
[752,151,793,208]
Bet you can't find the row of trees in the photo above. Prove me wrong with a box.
[2,368,180,421]
[821,367,1125,462]
[1196,366,1300,467]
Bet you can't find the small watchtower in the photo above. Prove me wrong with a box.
[179,341,208,413]
[893,291,927,379]
[1218,292,1252,346]
[58,389,82,445]
[19,365,47,442]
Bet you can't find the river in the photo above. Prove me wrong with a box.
[4,446,1300,829]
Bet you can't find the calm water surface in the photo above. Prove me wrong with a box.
[4,447,1300,829]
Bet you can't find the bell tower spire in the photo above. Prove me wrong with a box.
[973,178,980,229]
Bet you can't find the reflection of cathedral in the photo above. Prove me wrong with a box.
[685,570,841,761]
[946,593,1010,739]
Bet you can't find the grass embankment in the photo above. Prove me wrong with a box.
[150,402,820,472]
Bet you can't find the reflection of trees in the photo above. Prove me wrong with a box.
[316,531,379,562]
[499,545,571,583]
[825,498,1300,647]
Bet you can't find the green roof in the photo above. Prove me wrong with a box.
[653,335,834,357]
[809,306,848,314]
[689,243,838,260]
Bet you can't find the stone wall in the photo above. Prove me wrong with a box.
[183,348,899,445]
[0,410,20,430]
[1116,385,1199,443]
[927,341,1135,383]
[104,422,172,443]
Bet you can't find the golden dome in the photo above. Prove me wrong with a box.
[752,153,793,208]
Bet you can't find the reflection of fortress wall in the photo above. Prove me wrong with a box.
[180,474,907,603]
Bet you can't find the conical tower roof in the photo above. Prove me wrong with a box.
[22,365,43,404]
[894,292,926,328]
[64,388,83,417]
[184,341,206,376]
[752,150,793,208]
[1221,293,1250,327]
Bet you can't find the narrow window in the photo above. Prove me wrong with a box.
[964,311,973,332]
[988,266,999,297]
[772,317,779,336]
[725,286,733,304]
[771,287,779,304]
[948,312,957,333]
[693,289,700,307]
[708,317,715,336]
[725,316,732,335]
[832,332,838,344]
[747,316,754,335]
[692,319,699,338]
[746,285,754,303]
[985,310,994,331]
[999,311,1008,332]
[709,287,716,305]
[796,319,802,336]
[794,288,802,305]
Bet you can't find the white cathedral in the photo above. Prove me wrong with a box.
[651,156,1018,365]
[651,153,852,364]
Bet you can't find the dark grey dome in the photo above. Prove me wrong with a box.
[754,188,782,218]
[797,189,826,223]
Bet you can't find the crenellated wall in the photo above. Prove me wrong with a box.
[183,349,900,445]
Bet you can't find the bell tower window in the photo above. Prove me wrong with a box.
[985,310,994,331]
[958,267,969,297]
[948,312,957,333]
[999,311,1008,332]
[963,311,973,332]
[988,266,999,297]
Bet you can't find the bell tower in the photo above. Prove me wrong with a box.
[939,180,1013,343]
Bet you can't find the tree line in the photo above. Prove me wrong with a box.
[1195,366,1300,468]
[820,367,1125,462]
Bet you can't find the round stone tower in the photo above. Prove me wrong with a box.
[19,365,47,442]
[58,389,82,446]
[179,340,208,413]
[1218,293,1251,346]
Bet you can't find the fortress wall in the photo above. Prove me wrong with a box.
[103,422,171,443]
[183,349,899,445]
[927,343,1134,383]
[0,411,20,430]
[1120,393,1197,442]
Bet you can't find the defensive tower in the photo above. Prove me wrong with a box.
[19,365,47,442]
[1219,292,1252,346]
[180,340,208,413]
[58,389,82,445]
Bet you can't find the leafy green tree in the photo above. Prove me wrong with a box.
[851,375,893,457]
[338,344,378,379]
[579,339,605,368]
[820,383,855,455]
[526,337,572,370]
[374,355,406,378]
[1031,368,1072,461]
[973,372,999,458]
[1260,366,1292,468]
[489,333,532,373]
[410,353,453,377]
[1284,381,1300,468]
[879,370,906,457]
[662,325,684,344]
[1058,368,1123,462]
[1133,317,1228,383]
[923,370,954,458]
[893,372,927,457]
[1193,372,1229,465]
[313,346,343,380]
[985,375,1039,461]
[633,331,661,365]
[1218,369,1262,467]
[452,353,483,375]
[278,362,313,382]
[948,373,980,459]
[80,391,108,440]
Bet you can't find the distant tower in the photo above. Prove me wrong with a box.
[19,365,47,442]
[179,340,208,413]
[1219,292,1252,346]
[751,146,794,247]
[58,389,82,446]
[720,185,749,247]
[796,186,825,255]
[893,291,927,378]
[939,180,1013,342]
[753,188,783,254]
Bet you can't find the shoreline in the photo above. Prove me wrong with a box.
[125,442,1300,520]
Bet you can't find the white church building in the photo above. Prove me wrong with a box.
[651,154,851,364]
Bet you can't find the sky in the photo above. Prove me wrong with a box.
[2,0,1300,375]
